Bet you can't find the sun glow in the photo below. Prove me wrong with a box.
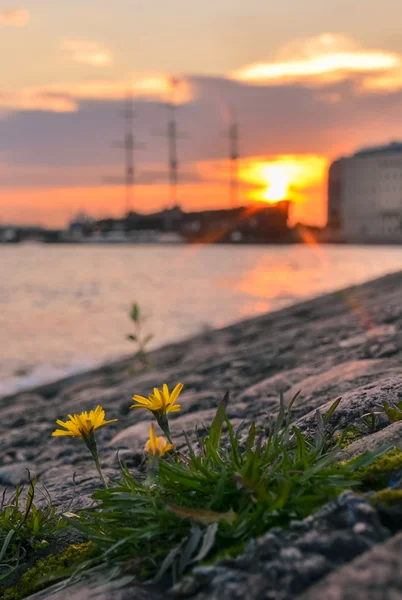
[258,164,293,202]
[240,155,327,205]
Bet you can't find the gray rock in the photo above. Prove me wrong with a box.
[296,372,402,435]
[339,325,397,349]
[286,360,392,416]
[0,462,36,485]
[340,420,402,460]
[172,492,390,600]
[298,531,402,600]
[27,579,163,600]
[238,367,313,402]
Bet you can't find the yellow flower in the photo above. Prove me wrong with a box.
[144,423,173,457]
[131,384,183,442]
[131,383,183,414]
[52,406,117,440]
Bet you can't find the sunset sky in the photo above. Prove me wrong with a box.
[1,0,402,227]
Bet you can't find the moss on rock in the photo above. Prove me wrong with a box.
[358,448,402,489]
[334,429,363,449]
[372,488,402,505]
[1,542,94,600]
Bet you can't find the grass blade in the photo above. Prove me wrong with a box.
[208,392,230,451]
[323,397,342,425]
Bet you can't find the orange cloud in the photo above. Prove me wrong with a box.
[230,33,402,93]
[0,8,29,26]
[0,91,76,114]
[0,76,194,113]
[63,40,113,67]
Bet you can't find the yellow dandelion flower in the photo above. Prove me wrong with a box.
[131,383,183,414]
[131,383,183,442]
[51,406,117,488]
[52,406,117,440]
[144,423,173,457]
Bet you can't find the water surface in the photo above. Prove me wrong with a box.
[2,243,402,396]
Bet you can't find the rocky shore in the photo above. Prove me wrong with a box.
[3,270,402,599]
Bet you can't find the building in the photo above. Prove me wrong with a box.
[327,158,344,232]
[328,142,402,242]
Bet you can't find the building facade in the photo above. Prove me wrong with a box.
[327,158,344,232]
[328,142,402,242]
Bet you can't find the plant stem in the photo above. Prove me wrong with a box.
[85,435,108,488]
[93,454,108,489]
[155,412,173,444]
[146,456,159,487]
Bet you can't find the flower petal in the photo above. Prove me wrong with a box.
[150,423,157,447]
[170,383,183,405]
[132,395,151,406]
[52,429,76,437]
[97,418,118,428]
[148,394,163,410]
[153,388,163,402]
[52,405,115,441]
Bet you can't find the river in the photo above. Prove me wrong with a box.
[2,243,402,397]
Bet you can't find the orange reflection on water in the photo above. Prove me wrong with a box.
[296,229,374,330]
[233,246,375,334]
[235,261,305,300]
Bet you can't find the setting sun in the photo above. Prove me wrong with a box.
[240,155,328,206]
[258,164,293,202]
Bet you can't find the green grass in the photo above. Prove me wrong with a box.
[0,391,385,594]
[67,392,378,584]
[0,478,64,582]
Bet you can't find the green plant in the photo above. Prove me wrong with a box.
[127,302,153,369]
[67,393,377,585]
[361,411,378,434]
[52,406,117,488]
[0,478,63,582]
[332,409,380,449]
[380,400,402,423]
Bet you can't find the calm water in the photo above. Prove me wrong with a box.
[2,243,402,397]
